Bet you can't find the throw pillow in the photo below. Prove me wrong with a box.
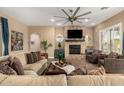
[31,52,39,62]
[108,52,118,58]
[10,57,24,75]
[0,60,10,66]
[88,66,106,75]
[0,61,17,75]
[36,51,42,61]
[26,53,34,64]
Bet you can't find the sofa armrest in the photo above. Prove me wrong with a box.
[24,59,47,75]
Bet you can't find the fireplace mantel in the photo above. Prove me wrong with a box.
[65,39,85,42]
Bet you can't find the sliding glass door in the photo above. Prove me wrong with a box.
[99,23,123,54]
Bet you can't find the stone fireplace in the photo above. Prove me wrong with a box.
[69,45,81,54]
[65,41,85,58]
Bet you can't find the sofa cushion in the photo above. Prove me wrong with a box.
[0,74,67,86]
[24,70,38,76]
[67,75,124,86]
[67,75,106,86]
[0,73,8,84]
[106,76,124,86]
[24,59,47,73]
[26,53,34,64]
[1,75,34,86]
[10,57,24,75]
[31,74,67,86]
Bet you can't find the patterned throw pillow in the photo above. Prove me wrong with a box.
[88,66,106,75]
[0,61,17,75]
[31,52,39,62]
[26,53,34,64]
[36,51,42,61]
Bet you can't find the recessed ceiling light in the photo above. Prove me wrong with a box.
[84,18,89,22]
[50,18,55,22]
[91,23,96,26]
[56,23,62,26]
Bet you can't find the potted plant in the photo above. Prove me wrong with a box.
[41,40,52,53]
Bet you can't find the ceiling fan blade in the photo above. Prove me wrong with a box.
[61,9,70,18]
[77,11,91,17]
[63,20,69,24]
[54,16,67,18]
[56,19,66,22]
[77,18,90,20]
[72,7,80,17]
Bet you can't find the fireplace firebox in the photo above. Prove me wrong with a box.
[69,45,81,54]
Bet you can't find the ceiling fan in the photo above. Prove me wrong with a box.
[54,7,92,25]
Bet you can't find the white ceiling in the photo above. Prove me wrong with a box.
[0,7,124,27]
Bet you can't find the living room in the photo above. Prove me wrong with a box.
[1,7,124,86]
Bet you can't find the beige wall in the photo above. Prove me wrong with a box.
[29,26,55,58]
[55,27,65,49]
[29,26,94,57]
[0,12,29,56]
[94,11,124,49]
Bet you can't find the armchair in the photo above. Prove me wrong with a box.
[86,50,102,64]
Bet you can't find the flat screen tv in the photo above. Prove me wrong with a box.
[67,29,82,38]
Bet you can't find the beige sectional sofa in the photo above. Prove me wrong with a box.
[10,52,48,75]
[1,52,124,86]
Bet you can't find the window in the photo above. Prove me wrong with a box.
[99,23,123,54]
